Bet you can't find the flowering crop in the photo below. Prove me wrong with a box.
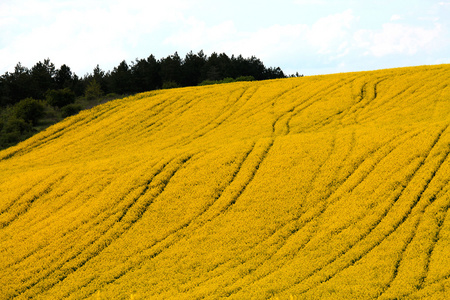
[1,65,450,299]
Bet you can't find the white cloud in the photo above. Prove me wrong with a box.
[165,9,356,63]
[221,24,309,59]
[390,14,402,21]
[306,9,356,55]
[1,0,449,76]
[355,23,444,57]
[0,0,197,73]
[0,0,53,19]
[164,18,238,51]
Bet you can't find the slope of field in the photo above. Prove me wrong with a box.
[1,65,450,299]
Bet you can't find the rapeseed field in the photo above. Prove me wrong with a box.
[1,64,450,299]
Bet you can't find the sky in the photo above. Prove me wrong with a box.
[0,0,449,76]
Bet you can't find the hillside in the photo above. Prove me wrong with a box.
[1,64,450,299]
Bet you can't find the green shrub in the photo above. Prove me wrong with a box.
[105,93,119,99]
[3,117,33,134]
[198,80,217,86]
[61,104,82,118]
[162,81,179,89]
[0,131,21,145]
[198,77,248,86]
[222,77,235,83]
[13,98,45,125]
[85,79,104,100]
[0,116,36,149]
[235,75,255,82]
[46,88,76,108]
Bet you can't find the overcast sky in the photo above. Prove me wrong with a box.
[1,0,449,76]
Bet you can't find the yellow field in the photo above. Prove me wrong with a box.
[1,64,450,299]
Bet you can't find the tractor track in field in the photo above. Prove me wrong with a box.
[184,127,418,298]
[290,124,450,297]
[72,139,276,299]
[14,155,194,299]
[0,172,69,230]
[221,129,423,297]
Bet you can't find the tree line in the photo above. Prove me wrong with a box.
[0,50,289,107]
[0,50,293,149]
